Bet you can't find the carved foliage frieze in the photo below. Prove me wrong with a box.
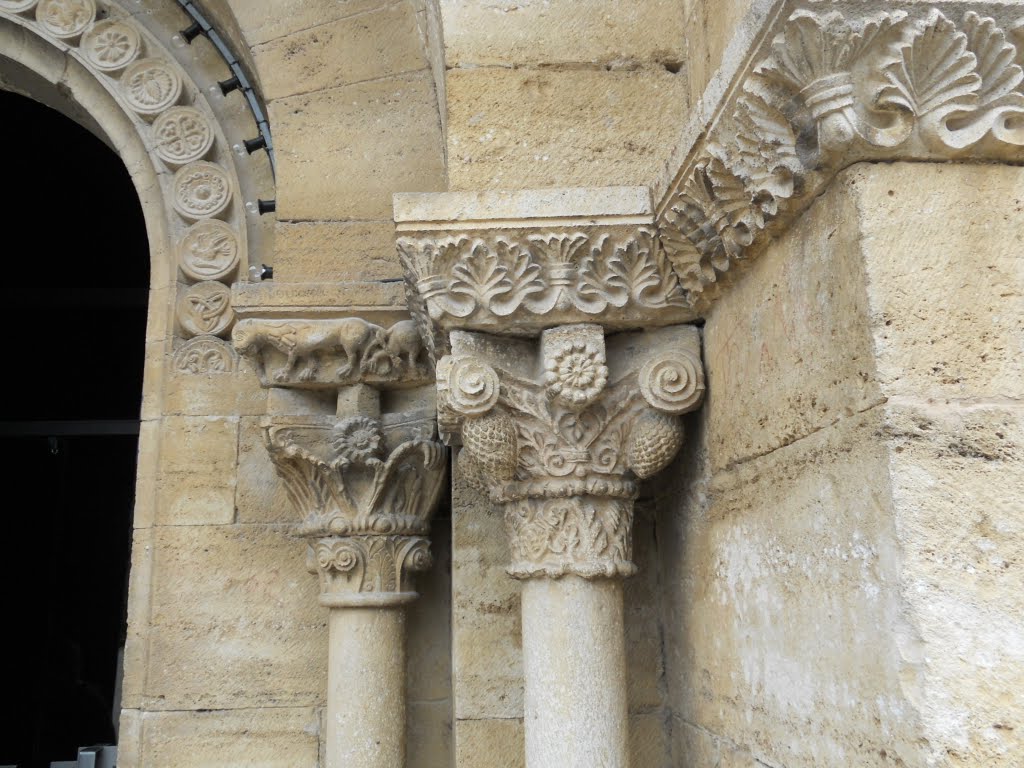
[233,318,433,389]
[442,324,704,579]
[398,227,692,339]
[659,5,1024,303]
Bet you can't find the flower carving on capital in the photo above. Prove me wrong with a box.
[330,416,385,466]
[264,412,446,540]
[543,341,608,410]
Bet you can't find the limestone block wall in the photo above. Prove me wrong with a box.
[438,0,689,191]
[222,0,447,284]
[660,163,1024,767]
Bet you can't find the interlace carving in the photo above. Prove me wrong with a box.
[659,6,1024,304]
[442,324,704,579]
[233,318,432,389]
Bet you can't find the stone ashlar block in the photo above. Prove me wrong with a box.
[446,67,688,192]
[439,0,685,67]
[253,2,428,101]
[271,71,445,221]
[154,416,239,526]
[142,524,327,710]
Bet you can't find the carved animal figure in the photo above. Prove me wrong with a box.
[385,320,427,373]
[334,318,387,379]
[233,322,338,382]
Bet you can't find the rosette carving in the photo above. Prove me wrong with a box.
[659,5,1024,307]
[443,324,704,579]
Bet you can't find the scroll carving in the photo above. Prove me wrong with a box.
[442,324,704,579]
[659,6,1024,306]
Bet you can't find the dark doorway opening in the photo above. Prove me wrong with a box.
[0,90,149,768]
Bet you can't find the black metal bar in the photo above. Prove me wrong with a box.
[0,421,142,437]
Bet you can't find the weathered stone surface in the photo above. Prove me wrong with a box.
[856,164,1024,402]
[703,170,881,473]
[253,2,428,100]
[273,220,404,283]
[439,0,685,67]
[154,416,239,526]
[446,67,688,192]
[455,718,524,768]
[885,403,1024,766]
[235,415,293,524]
[682,0,756,110]
[451,457,524,719]
[272,72,445,220]
[163,364,267,417]
[628,712,672,768]
[407,516,453,703]
[662,407,920,768]
[226,0,392,46]
[409,700,453,768]
[143,524,326,709]
[119,707,320,768]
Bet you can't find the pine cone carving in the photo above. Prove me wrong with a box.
[627,410,685,479]
[462,413,519,482]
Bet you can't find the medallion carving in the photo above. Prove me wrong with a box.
[172,161,232,219]
[177,280,233,338]
[0,0,39,12]
[172,335,239,374]
[178,219,239,282]
[121,57,182,116]
[81,18,140,71]
[36,0,93,38]
[153,107,214,165]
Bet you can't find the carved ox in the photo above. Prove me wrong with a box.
[233,319,388,382]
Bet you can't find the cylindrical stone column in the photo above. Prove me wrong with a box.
[325,605,409,768]
[522,577,628,768]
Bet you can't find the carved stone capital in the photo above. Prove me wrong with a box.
[394,188,698,358]
[263,410,445,537]
[658,3,1024,308]
[441,324,704,579]
[264,409,447,604]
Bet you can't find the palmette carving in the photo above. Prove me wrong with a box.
[443,325,704,579]
[398,228,691,333]
[659,6,1024,303]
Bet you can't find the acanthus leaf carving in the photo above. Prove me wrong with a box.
[658,5,1024,309]
[265,414,447,543]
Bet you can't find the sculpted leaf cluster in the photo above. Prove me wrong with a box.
[660,7,1024,301]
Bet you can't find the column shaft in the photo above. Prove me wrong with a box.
[326,607,407,768]
[522,577,629,768]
